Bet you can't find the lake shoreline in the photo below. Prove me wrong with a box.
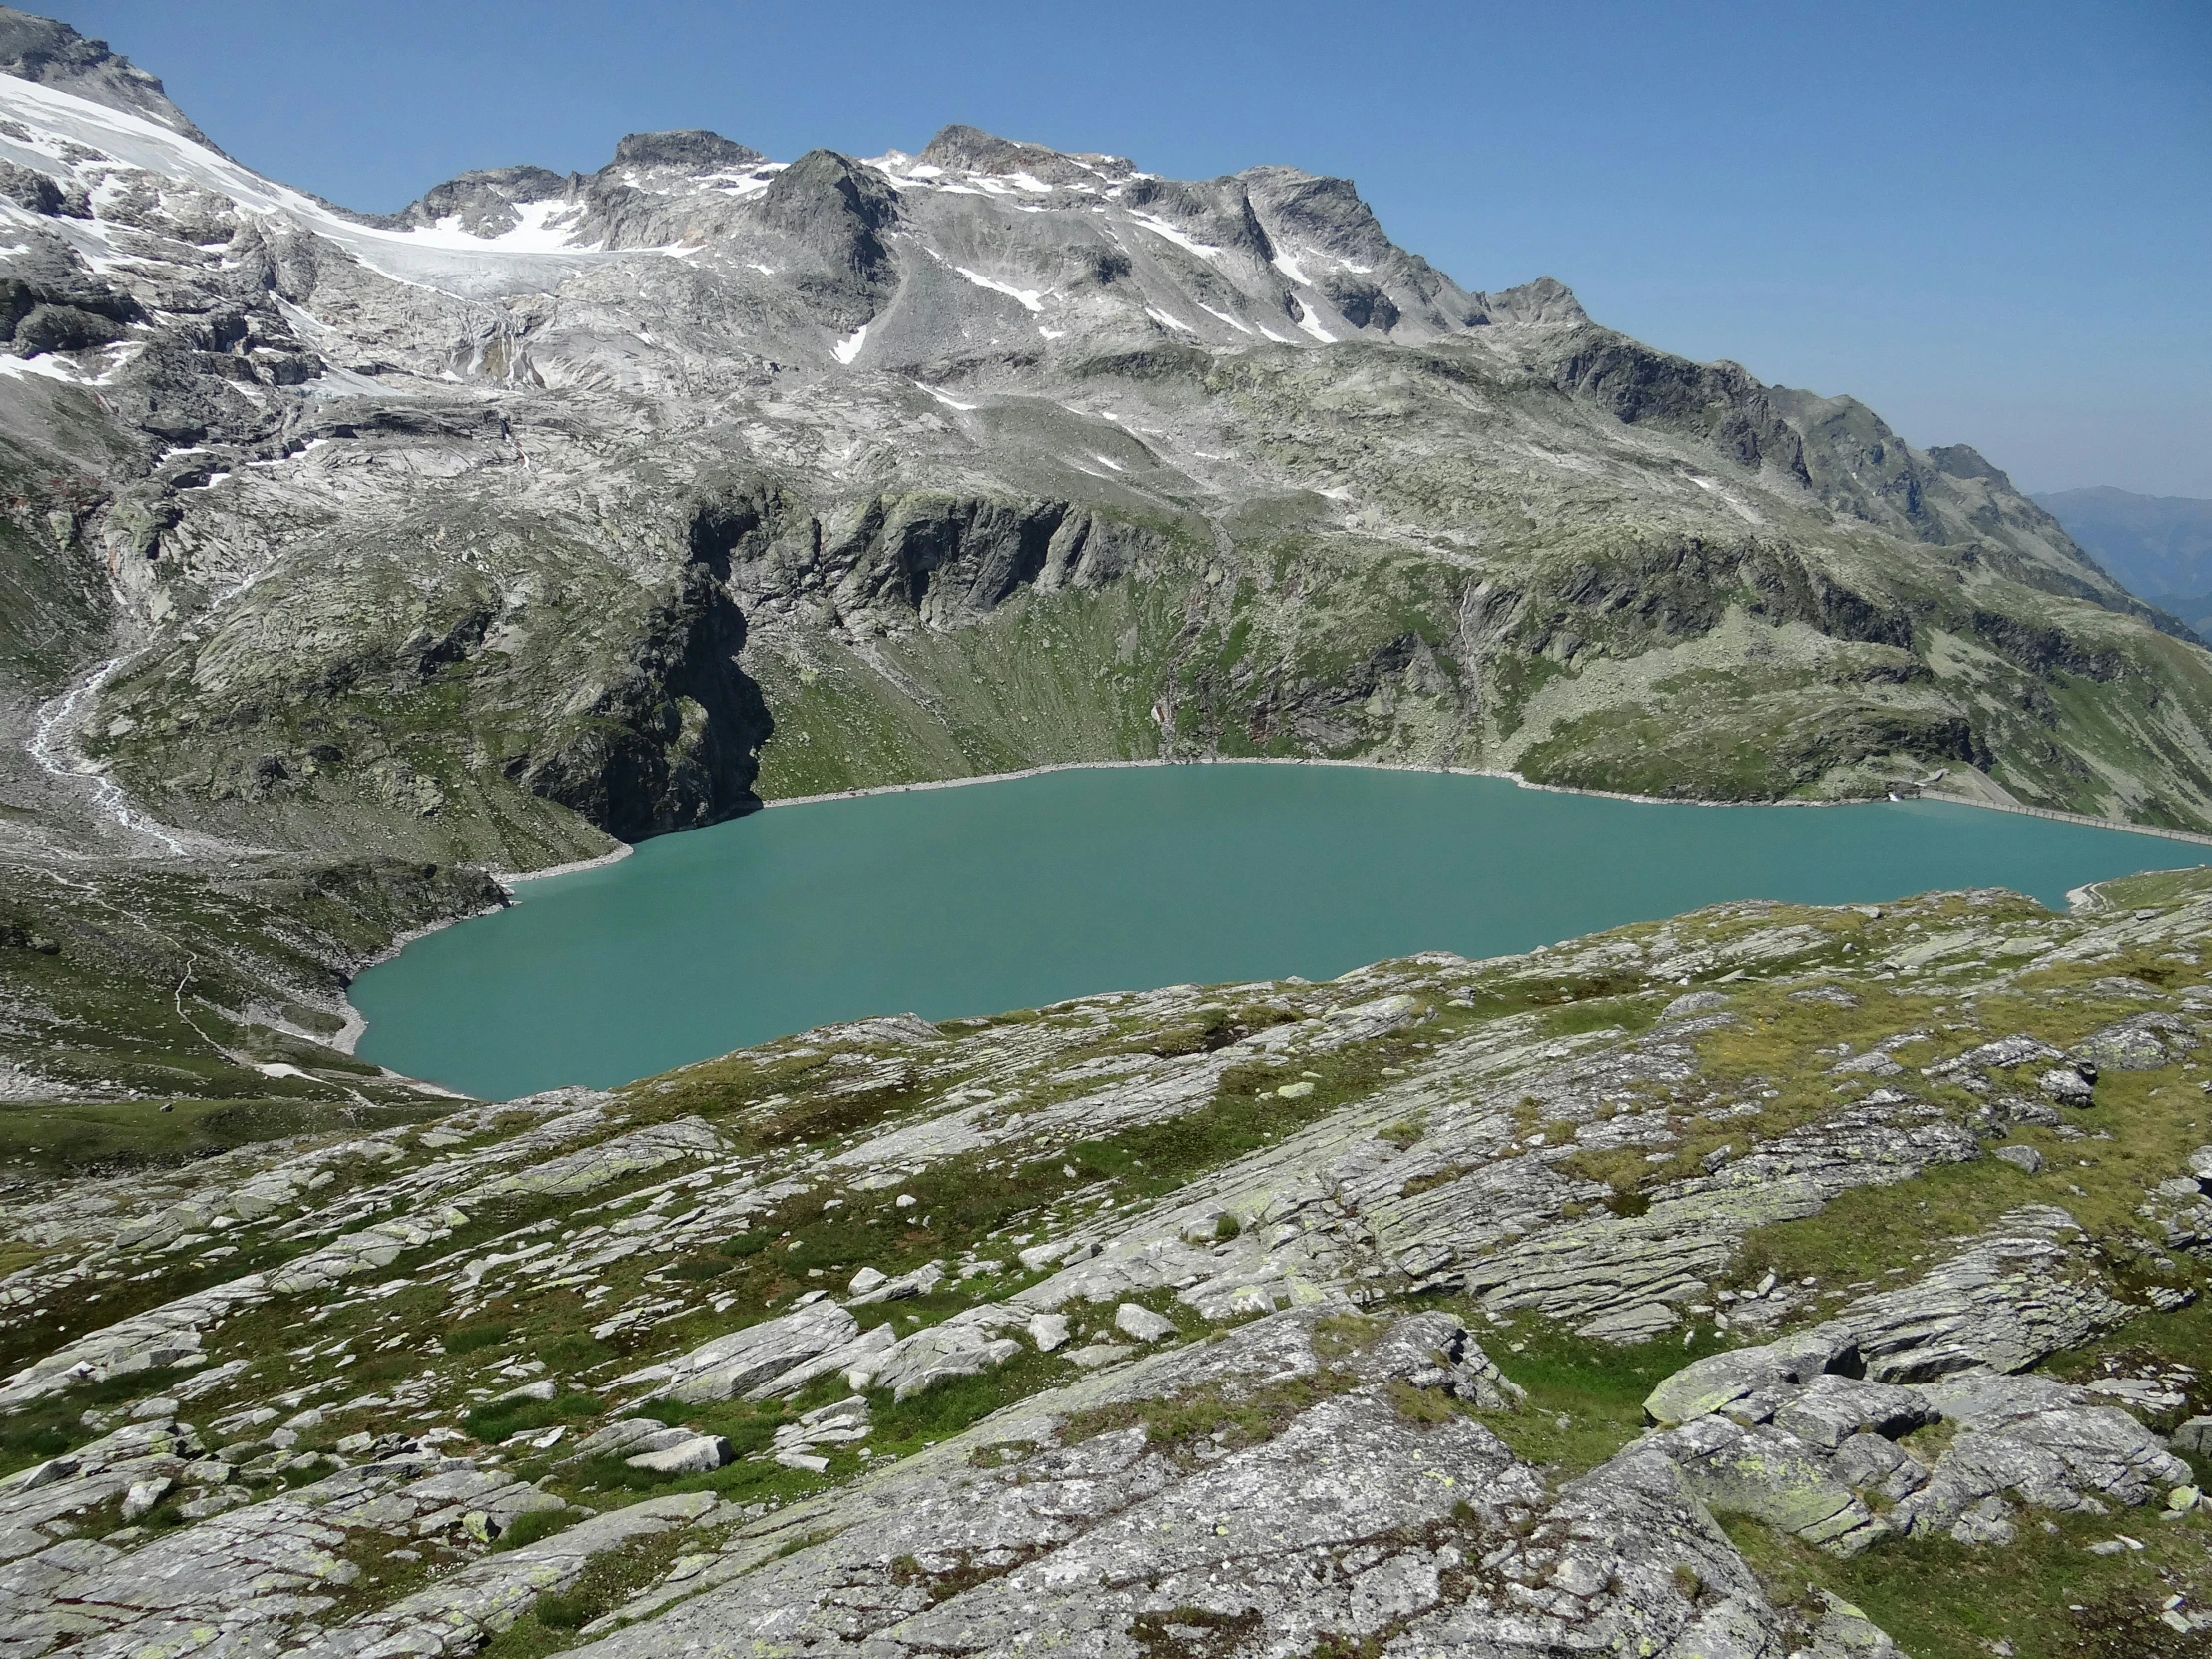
[347,756,2210,1098]
[493,840,634,890]
[760,756,2212,849]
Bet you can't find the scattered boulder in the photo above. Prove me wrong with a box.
[1643,1322,1859,1427]
[2040,1067,2095,1105]
[2172,1416,2212,1454]
[1663,991,1733,1019]
[2076,1013,2195,1072]
[120,1476,171,1520]
[847,1262,944,1305]
[1066,1342,1132,1368]
[655,1300,860,1402]
[564,1418,678,1461]
[625,1434,733,1475]
[864,1318,1021,1401]
[1936,1034,2067,1073]
[1113,1303,1177,1343]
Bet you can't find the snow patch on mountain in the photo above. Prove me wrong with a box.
[954,268,1045,311]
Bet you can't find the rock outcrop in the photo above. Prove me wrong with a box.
[0,879,2208,1650]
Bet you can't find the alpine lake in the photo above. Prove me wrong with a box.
[353,764,2203,1100]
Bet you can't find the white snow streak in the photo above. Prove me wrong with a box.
[1144,306,1196,333]
[832,324,869,364]
[406,198,591,253]
[954,267,1046,311]
[1126,213,1221,260]
[0,73,636,298]
[915,380,978,411]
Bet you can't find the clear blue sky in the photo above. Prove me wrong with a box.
[47,0,2212,496]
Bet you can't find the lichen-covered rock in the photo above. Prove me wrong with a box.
[2076,1013,2197,1071]
[643,1298,861,1403]
[1649,1415,1889,1554]
[298,1492,716,1659]
[1644,1322,1861,1427]
[1890,1375,2191,1541]
[861,1316,1022,1401]
[1772,1374,1936,1449]
[1841,1207,2136,1381]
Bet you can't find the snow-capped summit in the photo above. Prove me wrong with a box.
[0,7,2190,867]
[0,4,208,145]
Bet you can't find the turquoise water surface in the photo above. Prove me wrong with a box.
[352,765,2199,1100]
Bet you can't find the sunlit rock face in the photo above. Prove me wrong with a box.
[0,7,2206,876]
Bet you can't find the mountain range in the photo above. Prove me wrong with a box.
[2035,487,2212,638]
[1,11,2210,877]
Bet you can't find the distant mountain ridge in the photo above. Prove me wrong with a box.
[2035,486,2212,635]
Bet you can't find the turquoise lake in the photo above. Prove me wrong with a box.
[351,764,2202,1101]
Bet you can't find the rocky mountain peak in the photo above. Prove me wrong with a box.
[385,163,570,237]
[1234,166,1393,269]
[1484,274,1589,325]
[0,4,209,146]
[1929,442,2008,484]
[607,128,766,176]
[915,122,1136,187]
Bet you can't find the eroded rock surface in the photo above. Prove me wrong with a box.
[3,875,2212,1653]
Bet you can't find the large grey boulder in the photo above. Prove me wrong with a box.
[1643,1322,1860,1426]
[2076,1012,2196,1071]
[1648,1415,1888,1555]
[1890,1379,2190,1543]
[563,1418,677,1461]
[652,1298,860,1403]
[862,1316,1021,1401]
[1772,1374,1936,1450]
[625,1435,732,1475]
[2172,1415,2212,1453]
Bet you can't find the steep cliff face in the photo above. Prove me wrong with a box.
[1,11,2209,860]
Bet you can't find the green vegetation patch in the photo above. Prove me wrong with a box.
[1436,1305,1734,1475]
[1721,1503,2212,1659]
